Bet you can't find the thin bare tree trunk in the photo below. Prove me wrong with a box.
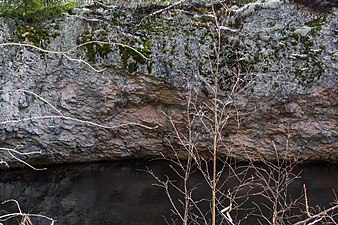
[212,92,218,225]
[211,5,221,224]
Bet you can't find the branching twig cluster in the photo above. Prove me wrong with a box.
[249,143,302,225]
[148,4,257,224]
[0,199,56,225]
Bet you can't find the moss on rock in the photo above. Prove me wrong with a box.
[16,25,56,47]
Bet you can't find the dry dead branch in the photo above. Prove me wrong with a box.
[0,199,55,225]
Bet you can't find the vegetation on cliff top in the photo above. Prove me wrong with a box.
[0,0,77,22]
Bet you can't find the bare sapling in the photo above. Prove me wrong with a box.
[148,2,338,225]
[149,3,257,225]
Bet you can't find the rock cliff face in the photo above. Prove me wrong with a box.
[0,0,337,167]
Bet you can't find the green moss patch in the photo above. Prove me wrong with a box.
[0,1,75,23]
[78,31,113,63]
[288,32,324,85]
[16,25,58,47]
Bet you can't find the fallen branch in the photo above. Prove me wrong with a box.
[294,204,338,225]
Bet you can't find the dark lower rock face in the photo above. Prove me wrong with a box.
[0,0,337,168]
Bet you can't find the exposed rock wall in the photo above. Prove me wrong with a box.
[0,0,337,167]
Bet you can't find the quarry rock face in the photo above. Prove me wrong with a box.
[0,0,337,168]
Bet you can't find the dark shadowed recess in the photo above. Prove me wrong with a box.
[0,160,337,225]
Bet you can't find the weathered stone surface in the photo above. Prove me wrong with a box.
[0,0,337,168]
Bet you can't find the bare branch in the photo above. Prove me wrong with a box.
[0,200,56,224]
[0,146,46,170]
[294,204,338,225]
[0,40,149,73]
[137,0,187,27]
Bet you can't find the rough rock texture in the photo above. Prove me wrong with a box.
[0,0,337,167]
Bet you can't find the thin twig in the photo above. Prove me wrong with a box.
[136,0,187,27]
[0,146,46,170]
[0,115,158,130]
